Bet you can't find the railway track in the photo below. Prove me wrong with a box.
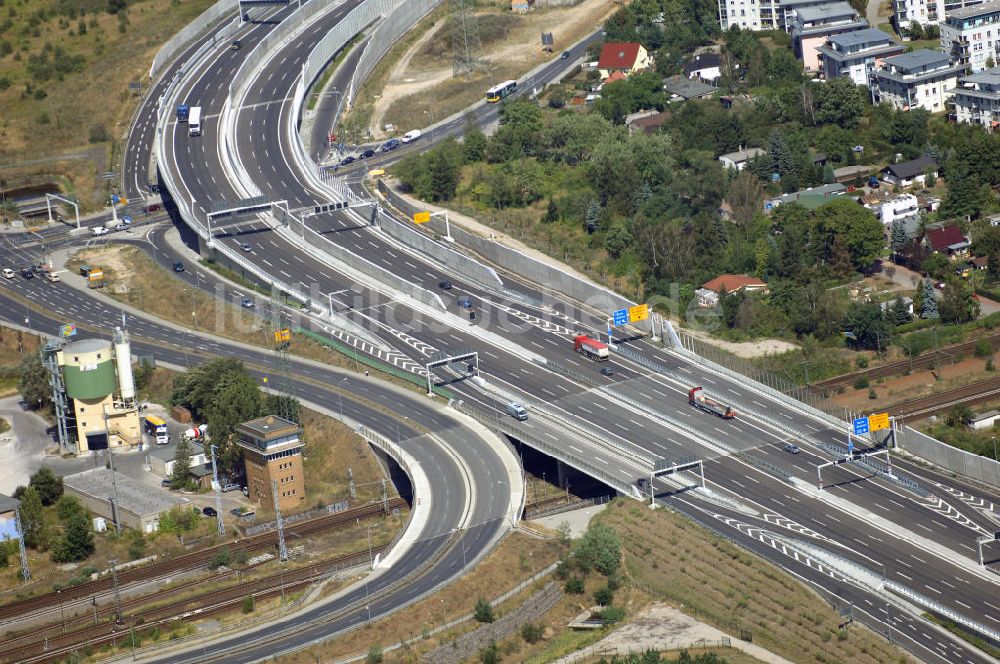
[0,498,405,626]
[887,376,1000,419]
[813,332,1000,393]
[1,546,387,664]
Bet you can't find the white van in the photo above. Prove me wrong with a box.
[505,402,528,421]
[2,268,14,279]
[45,271,61,283]
[401,129,422,144]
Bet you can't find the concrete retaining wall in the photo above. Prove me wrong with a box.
[898,426,1000,489]
[149,0,235,79]
[377,181,650,331]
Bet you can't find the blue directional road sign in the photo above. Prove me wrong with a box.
[613,308,628,327]
[852,417,869,436]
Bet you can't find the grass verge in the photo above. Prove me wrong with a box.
[594,499,916,664]
[923,612,1000,660]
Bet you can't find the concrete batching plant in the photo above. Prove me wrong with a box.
[43,327,142,454]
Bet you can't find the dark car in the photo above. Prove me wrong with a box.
[20,268,34,279]
[161,478,172,488]
[340,155,356,166]
[785,444,801,454]
[230,507,244,516]
[202,506,218,517]
[172,261,184,272]
[360,149,376,159]
[380,138,400,152]
[561,50,571,59]
[600,366,614,377]
[439,280,453,290]
[230,40,242,51]
[457,295,473,309]
[636,477,649,491]
[241,296,255,309]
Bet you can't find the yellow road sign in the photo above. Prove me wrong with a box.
[629,303,649,322]
[869,412,889,431]
[413,211,430,224]
[274,328,291,344]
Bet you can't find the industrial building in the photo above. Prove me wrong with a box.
[64,467,188,533]
[147,442,208,477]
[236,415,305,513]
[42,328,142,454]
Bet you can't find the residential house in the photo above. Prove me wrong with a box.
[790,3,868,71]
[719,147,767,170]
[597,42,651,79]
[880,156,938,188]
[924,223,970,257]
[683,53,723,82]
[858,191,920,225]
[940,1,1000,72]
[818,28,905,87]
[625,110,671,134]
[951,67,1000,128]
[765,182,848,211]
[696,274,770,307]
[874,49,962,113]
[662,75,717,100]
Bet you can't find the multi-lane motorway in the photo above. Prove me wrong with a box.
[9,0,1000,661]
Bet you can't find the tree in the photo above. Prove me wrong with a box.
[594,584,615,605]
[844,301,893,352]
[204,369,263,462]
[18,486,46,549]
[728,170,764,226]
[940,154,990,220]
[814,77,864,128]
[464,125,487,162]
[887,296,912,326]
[53,511,94,562]
[921,278,939,319]
[574,523,621,576]
[28,468,63,506]
[604,223,633,258]
[814,198,884,270]
[908,20,924,40]
[55,494,85,522]
[474,597,495,623]
[18,352,50,410]
[890,220,907,260]
[170,436,193,490]
[939,282,980,324]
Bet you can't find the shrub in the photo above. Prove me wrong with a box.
[474,597,494,623]
[520,622,543,644]
[88,123,109,144]
[242,595,254,614]
[855,356,869,368]
[593,584,614,606]
[988,359,995,372]
[366,645,383,664]
[853,376,869,390]
[975,338,993,358]
[208,547,231,570]
[868,388,877,400]
[596,606,626,623]
[480,640,500,664]
[564,576,585,594]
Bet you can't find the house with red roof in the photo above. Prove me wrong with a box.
[924,223,969,258]
[597,42,651,80]
[696,274,769,307]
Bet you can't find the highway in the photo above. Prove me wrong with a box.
[13,0,1000,661]
[0,240,515,662]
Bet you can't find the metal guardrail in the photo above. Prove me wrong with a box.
[815,441,929,497]
[734,453,792,482]
[885,577,1000,644]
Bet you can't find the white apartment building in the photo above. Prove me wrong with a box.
[951,67,1000,127]
[894,0,984,28]
[875,49,962,111]
[818,28,905,86]
[941,0,1000,71]
[719,0,782,30]
[857,191,921,224]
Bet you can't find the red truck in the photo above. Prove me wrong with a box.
[574,334,609,361]
[688,386,736,419]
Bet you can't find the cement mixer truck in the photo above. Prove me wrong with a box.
[181,424,208,443]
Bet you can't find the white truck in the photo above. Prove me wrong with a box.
[188,106,202,137]
[402,129,422,143]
